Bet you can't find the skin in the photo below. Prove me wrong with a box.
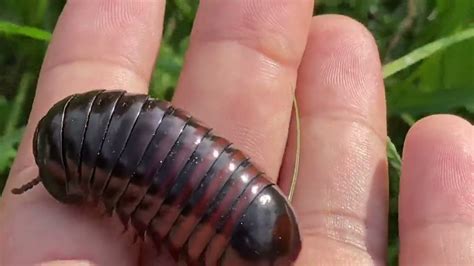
[0,0,472,265]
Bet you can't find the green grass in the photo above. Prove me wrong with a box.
[383,27,474,78]
[1,1,473,265]
[0,21,51,41]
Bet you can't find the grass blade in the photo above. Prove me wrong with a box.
[0,127,25,193]
[0,127,24,174]
[0,21,51,41]
[387,137,402,266]
[383,27,474,78]
[4,73,33,136]
[387,137,402,177]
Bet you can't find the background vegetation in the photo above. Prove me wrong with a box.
[0,0,473,265]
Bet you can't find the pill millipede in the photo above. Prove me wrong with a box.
[12,89,302,265]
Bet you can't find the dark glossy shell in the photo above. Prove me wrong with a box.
[32,90,301,265]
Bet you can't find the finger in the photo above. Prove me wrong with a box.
[0,0,165,265]
[280,15,388,264]
[399,115,473,265]
[172,0,314,180]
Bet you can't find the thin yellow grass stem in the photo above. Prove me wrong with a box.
[288,94,301,203]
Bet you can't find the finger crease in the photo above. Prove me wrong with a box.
[197,36,297,70]
[402,218,474,236]
[41,56,149,87]
[302,106,386,147]
[298,209,370,251]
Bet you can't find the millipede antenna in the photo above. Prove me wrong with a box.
[11,176,41,195]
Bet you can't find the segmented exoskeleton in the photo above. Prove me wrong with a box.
[13,90,301,265]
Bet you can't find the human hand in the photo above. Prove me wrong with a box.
[1,1,472,265]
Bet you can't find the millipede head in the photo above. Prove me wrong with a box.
[12,95,84,204]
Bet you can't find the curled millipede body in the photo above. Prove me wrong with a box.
[13,90,301,265]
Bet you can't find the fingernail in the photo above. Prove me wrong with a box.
[37,260,95,266]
